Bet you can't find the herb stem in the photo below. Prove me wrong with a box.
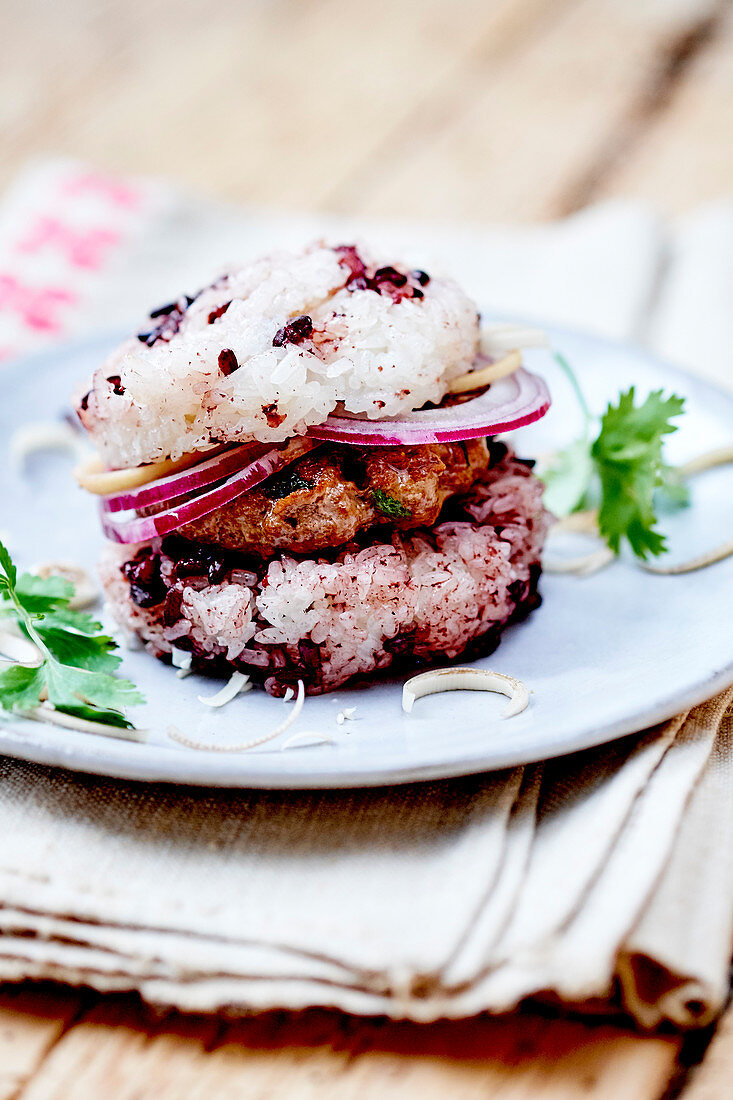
[554,352,593,431]
[4,585,51,663]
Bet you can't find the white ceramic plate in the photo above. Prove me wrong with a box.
[1,326,732,787]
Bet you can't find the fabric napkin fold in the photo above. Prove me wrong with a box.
[0,160,731,1028]
[0,696,728,1025]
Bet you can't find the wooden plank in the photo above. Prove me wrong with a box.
[4,0,728,219]
[17,996,221,1100]
[679,1003,733,1099]
[323,1016,680,1100]
[596,5,733,212]
[0,986,83,1100]
[0,0,567,206]
[329,0,725,222]
[15,999,680,1100]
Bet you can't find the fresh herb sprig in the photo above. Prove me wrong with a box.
[0,542,144,728]
[541,354,687,560]
[262,468,312,500]
[371,489,411,520]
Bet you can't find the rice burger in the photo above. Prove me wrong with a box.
[74,243,551,697]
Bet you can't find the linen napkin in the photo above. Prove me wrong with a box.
[0,160,731,1029]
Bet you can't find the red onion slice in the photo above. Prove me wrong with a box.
[101,440,317,545]
[307,366,550,446]
[101,445,266,514]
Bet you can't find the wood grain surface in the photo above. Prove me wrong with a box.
[1,0,731,1095]
[0,989,684,1100]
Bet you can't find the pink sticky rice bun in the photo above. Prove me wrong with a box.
[100,451,549,696]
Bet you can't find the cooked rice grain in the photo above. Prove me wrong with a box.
[100,456,548,695]
[78,244,479,467]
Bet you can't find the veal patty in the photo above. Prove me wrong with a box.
[178,438,496,556]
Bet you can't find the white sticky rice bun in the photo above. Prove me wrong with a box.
[76,243,480,468]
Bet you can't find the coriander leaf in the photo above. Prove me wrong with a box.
[540,437,594,517]
[0,541,16,590]
[43,662,145,714]
[591,388,686,559]
[55,703,135,730]
[263,469,312,499]
[31,624,122,673]
[657,464,691,510]
[0,664,46,711]
[0,546,145,729]
[371,489,411,520]
[12,572,73,613]
[537,353,595,518]
[36,607,105,635]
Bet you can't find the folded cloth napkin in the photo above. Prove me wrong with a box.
[0,160,731,1029]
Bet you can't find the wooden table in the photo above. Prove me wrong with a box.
[2,0,732,1095]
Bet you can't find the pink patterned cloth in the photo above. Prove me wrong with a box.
[0,158,674,367]
[0,163,160,362]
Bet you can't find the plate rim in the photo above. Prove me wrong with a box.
[1,322,732,788]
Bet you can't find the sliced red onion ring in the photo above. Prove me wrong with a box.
[101,445,265,514]
[101,440,317,545]
[307,366,550,446]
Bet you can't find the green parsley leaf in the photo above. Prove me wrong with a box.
[31,623,122,674]
[0,542,16,590]
[0,541,144,729]
[0,665,46,711]
[13,572,73,613]
[657,464,691,510]
[35,606,106,635]
[263,468,312,500]
[43,662,143,717]
[541,437,595,518]
[591,388,686,559]
[371,489,412,520]
[538,356,688,561]
[54,703,134,730]
[538,353,595,518]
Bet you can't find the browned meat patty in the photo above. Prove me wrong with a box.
[179,439,493,555]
